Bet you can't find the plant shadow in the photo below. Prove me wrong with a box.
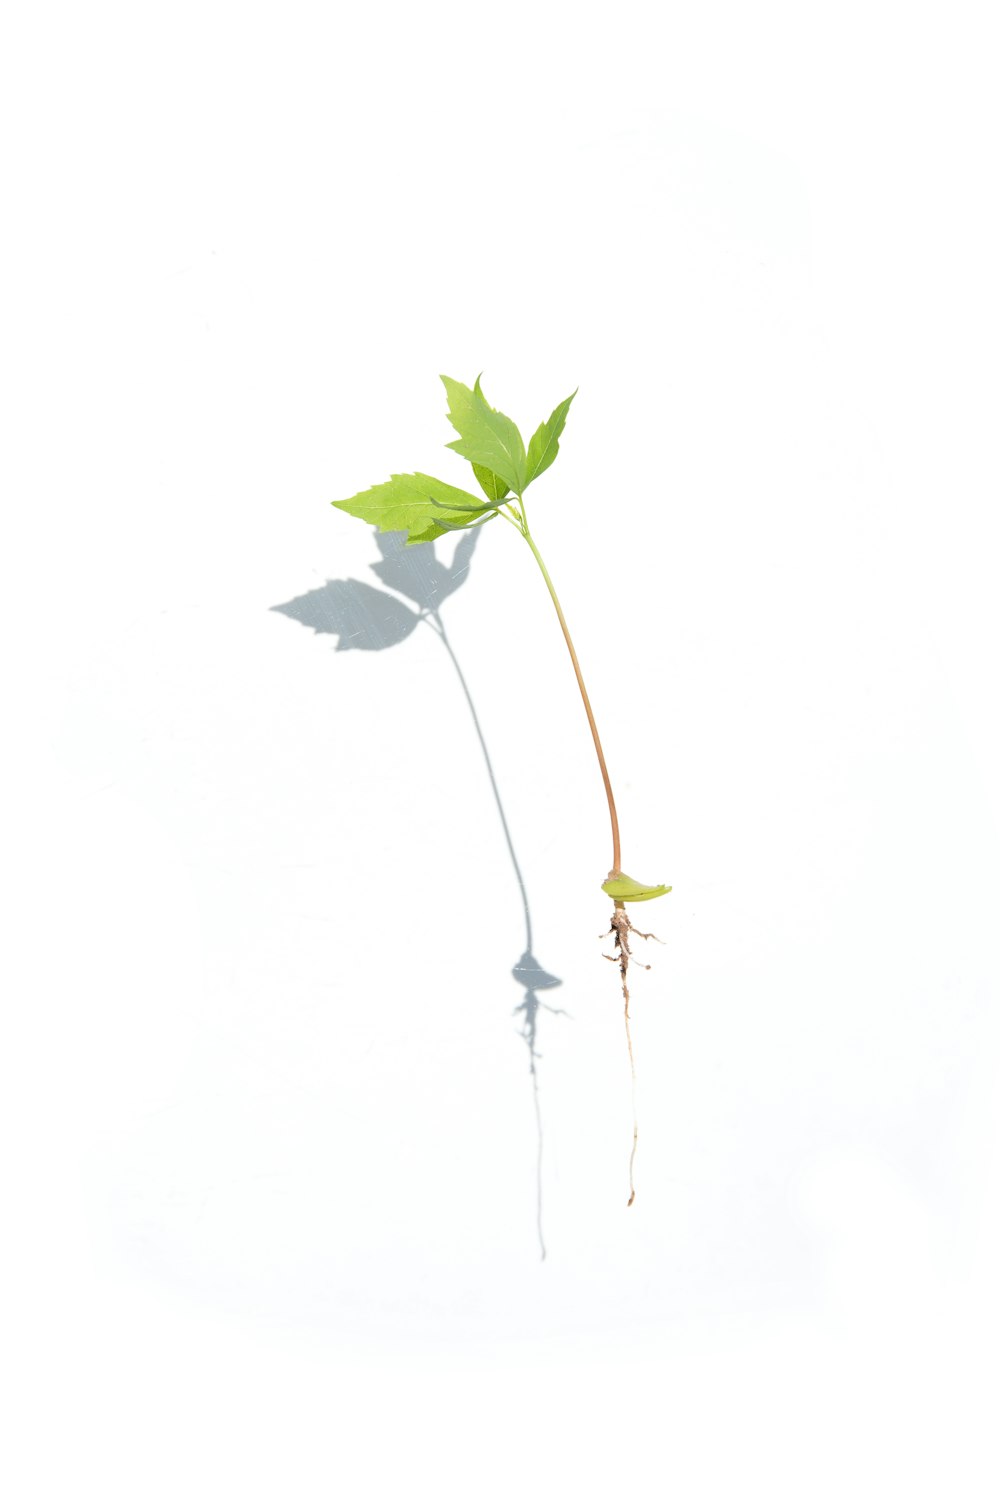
[271,529,566,1259]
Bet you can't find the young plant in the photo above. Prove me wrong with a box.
[333,375,671,1204]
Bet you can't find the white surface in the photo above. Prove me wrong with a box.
[3,4,999,1493]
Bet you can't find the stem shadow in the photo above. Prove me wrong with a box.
[271,529,566,1259]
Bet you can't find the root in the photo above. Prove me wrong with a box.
[604,905,660,1018]
[603,904,662,1208]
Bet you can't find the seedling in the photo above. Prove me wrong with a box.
[333,375,671,1204]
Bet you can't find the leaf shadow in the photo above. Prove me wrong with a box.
[271,529,566,1260]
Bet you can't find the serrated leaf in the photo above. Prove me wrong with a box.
[441,375,527,495]
[524,388,577,489]
[332,472,493,546]
[601,872,672,903]
[471,462,510,502]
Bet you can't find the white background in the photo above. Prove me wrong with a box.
[3,3,999,1493]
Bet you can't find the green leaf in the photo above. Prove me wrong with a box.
[441,375,527,495]
[333,472,495,546]
[601,872,672,903]
[524,388,577,489]
[471,462,510,502]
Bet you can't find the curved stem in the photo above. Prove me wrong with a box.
[520,526,621,875]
